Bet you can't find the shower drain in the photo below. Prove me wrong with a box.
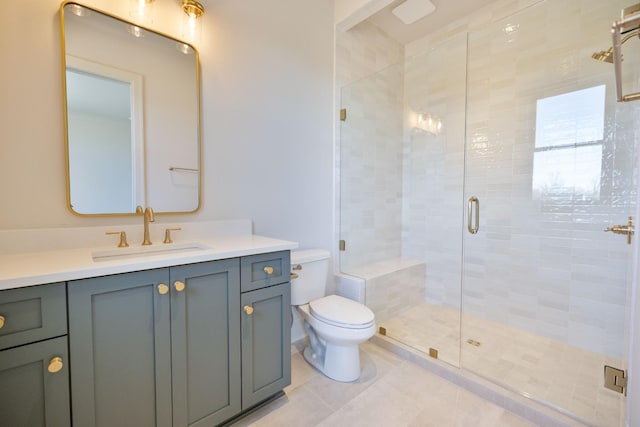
[466,339,481,347]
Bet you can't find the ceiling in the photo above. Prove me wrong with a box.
[366,0,501,44]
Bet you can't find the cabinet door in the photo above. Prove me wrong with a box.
[170,259,241,427]
[0,336,70,427]
[241,282,291,409]
[68,269,172,427]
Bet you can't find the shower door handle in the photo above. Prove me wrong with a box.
[468,197,479,234]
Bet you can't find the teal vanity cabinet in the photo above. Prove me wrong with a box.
[68,269,172,427]
[0,283,70,427]
[67,251,291,426]
[68,259,241,427]
[240,252,291,409]
[170,260,241,427]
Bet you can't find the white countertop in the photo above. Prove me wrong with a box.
[0,234,298,291]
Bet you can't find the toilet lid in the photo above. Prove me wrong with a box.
[309,295,375,329]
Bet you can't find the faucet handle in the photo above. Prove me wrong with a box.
[106,231,129,248]
[163,227,182,244]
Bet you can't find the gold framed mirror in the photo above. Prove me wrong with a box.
[60,1,201,215]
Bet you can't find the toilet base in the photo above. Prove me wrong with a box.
[303,343,361,382]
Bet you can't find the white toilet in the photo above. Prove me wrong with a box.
[291,249,376,382]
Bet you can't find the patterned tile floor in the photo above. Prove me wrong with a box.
[231,341,538,427]
[379,303,625,427]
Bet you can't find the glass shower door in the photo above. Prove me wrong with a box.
[339,35,467,367]
[396,34,467,366]
[338,62,405,275]
[462,0,635,425]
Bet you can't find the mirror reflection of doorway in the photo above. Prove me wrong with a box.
[65,57,144,214]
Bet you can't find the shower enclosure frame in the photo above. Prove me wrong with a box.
[337,1,639,426]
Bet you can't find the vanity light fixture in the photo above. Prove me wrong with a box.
[130,0,155,23]
[182,0,205,43]
[503,23,519,35]
[412,112,443,135]
[502,23,520,43]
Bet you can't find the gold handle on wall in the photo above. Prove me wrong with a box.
[292,264,302,270]
[0,315,4,329]
[158,284,169,295]
[467,196,480,234]
[290,273,299,280]
[604,216,634,244]
[48,356,64,374]
[244,305,254,315]
[263,266,274,275]
[174,281,186,292]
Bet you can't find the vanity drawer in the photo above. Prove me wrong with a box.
[241,251,290,292]
[0,283,67,351]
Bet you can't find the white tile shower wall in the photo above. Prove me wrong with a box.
[335,21,405,273]
[339,69,404,271]
[335,20,405,88]
[405,0,542,58]
[461,0,637,358]
[401,34,468,310]
[338,57,405,271]
[336,0,639,360]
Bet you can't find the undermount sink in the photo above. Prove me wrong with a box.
[92,242,211,262]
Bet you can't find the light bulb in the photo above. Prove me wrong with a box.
[130,0,155,23]
[181,0,204,44]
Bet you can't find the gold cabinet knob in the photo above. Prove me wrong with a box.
[174,281,185,292]
[243,305,254,315]
[263,266,274,275]
[0,315,4,329]
[158,284,169,295]
[48,356,64,374]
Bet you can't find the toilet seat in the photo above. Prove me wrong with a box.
[309,295,375,329]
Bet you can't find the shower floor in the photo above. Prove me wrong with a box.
[378,303,625,427]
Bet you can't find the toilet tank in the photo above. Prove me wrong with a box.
[290,249,330,305]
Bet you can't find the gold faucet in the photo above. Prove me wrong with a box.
[136,205,155,245]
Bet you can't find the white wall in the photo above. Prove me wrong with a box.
[201,0,334,248]
[0,0,334,253]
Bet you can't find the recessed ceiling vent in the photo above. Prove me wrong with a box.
[391,0,436,25]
